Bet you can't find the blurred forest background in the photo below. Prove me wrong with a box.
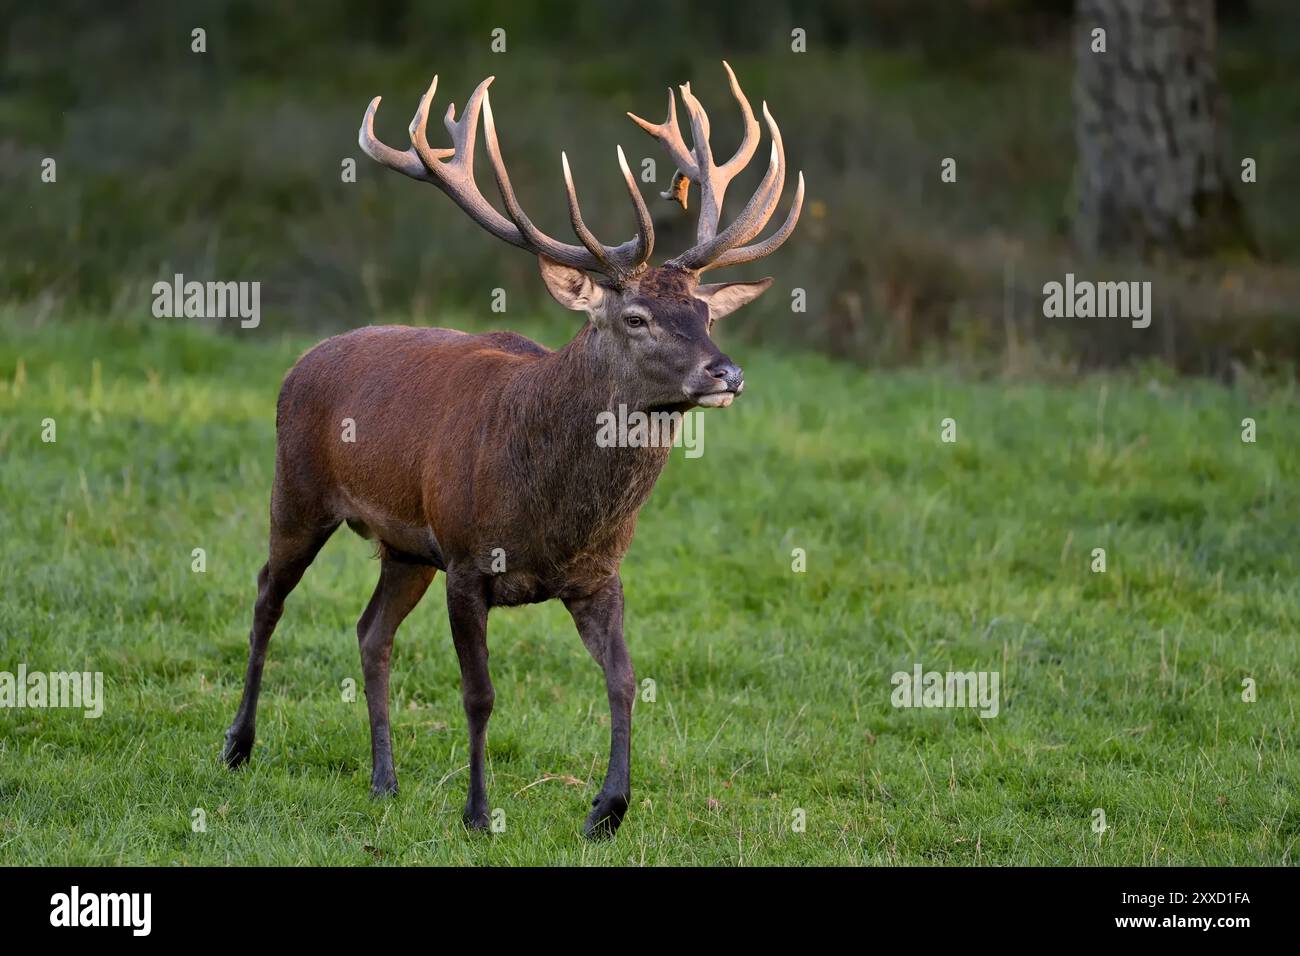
[2,0,1298,375]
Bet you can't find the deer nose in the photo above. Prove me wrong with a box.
[707,357,744,391]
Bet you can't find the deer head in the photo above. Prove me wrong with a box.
[359,63,804,410]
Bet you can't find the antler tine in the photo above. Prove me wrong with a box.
[628,62,805,273]
[560,153,620,277]
[679,82,712,146]
[480,92,595,268]
[615,145,655,266]
[365,75,529,250]
[716,60,760,178]
[360,92,442,183]
[633,63,769,248]
[671,101,786,270]
[413,76,491,191]
[483,91,652,278]
[627,90,698,178]
[709,172,805,271]
[676,82,719,242]
[559,148,655,279]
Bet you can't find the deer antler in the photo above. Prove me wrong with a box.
[627,61,804,273]
[360,75,654,282]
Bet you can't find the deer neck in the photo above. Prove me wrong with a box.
[506,324,671,547]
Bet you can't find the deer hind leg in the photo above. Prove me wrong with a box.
[223,519,337,768]
[357,552,436,797]
[445,571,494,831]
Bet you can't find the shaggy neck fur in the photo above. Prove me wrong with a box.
[505,323,671,569]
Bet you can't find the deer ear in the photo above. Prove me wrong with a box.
[538,255,606,312]
[694,277,774,321]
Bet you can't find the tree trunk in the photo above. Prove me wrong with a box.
[1072,0,1254,257]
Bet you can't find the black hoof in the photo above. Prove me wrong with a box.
[463,800,491,831]
[370,773,399,798]
[583,792,630,840]
[222,728,253,768]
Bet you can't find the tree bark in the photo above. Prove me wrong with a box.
[1072,0,1254,257]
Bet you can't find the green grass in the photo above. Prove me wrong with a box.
[0,310,1297,865]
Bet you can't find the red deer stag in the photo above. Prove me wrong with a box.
[222,63,803,838]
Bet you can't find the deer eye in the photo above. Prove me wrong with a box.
[623,313,648,329]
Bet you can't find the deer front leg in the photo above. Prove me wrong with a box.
[446,571,494,831]
[564,575,635,839]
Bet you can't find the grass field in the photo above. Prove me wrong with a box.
[0,309,1297,865]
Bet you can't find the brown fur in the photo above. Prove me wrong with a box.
[271,322,667,603]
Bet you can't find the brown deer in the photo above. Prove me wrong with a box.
[221,62,803,838]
